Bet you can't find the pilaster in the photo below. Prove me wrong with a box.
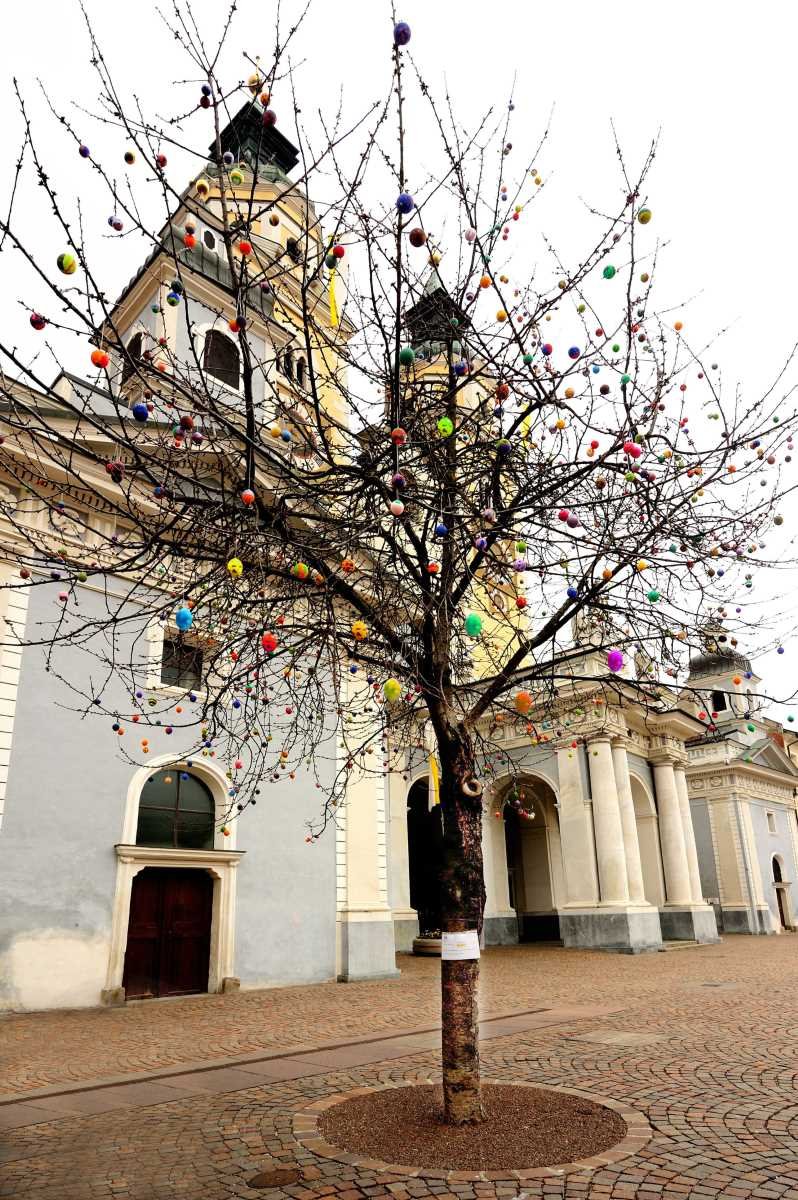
[587,736,629,905]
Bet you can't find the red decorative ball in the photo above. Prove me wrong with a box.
[30,313,46,331]
[238,240,252,256]
[390,427,408,446]
[261,632,278,653]
[332,244,345,259]
[241,489,256,505]
[408,228,426,248]
[262,109,277,127]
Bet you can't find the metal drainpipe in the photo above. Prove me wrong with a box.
[733,794,759,935]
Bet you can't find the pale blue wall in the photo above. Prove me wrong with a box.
[0,575,337,1009]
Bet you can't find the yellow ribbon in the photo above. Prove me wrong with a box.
[429,753,440,806]
[329,266,339,327]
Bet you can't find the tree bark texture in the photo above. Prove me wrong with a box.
[437,725,487,1124]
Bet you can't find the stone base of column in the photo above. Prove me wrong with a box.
[718,904,777,935]
[482,913,519,946]
[392,909,420,953]
[558,906,662,954]
[337,912,401,981]
[659,904,720,943]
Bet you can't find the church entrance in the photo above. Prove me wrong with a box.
[503,778,560,941]
[407,778,444,936]
[773,857,790,930]
[122,867,213,999]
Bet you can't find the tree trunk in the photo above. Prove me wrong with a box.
[437,726,487,1124]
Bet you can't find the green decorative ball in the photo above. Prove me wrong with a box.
[464,612,483,637]
[398,346,415,366]
[602,265,616,279]
[437,416,454,437]
[647,589,660,602]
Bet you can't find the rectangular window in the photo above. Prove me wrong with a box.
[161,638,203,690]
[767,811,776,834]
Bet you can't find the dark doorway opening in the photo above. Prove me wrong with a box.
[773,857,789,929]
[123,868,213,999]
[407,779,444,936]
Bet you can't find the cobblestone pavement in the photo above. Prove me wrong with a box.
[2,937,798,1199]
[1,938,788,1096]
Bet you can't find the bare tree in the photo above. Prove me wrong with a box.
[1,1,796,1123]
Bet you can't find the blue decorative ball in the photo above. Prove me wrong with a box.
[591,364,600,374]
[453,360,468,376]
[79,145,90,158]
[396,192,415,215]
[393,21,411,45]
[175,606,193,632]
[435,521,449,536]
[281,429,292,442]
[567,586,579,600]
[132,402,149,423]
[568,346,580,359]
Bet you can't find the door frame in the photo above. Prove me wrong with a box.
[104,845,244,1003]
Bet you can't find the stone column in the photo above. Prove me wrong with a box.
[587,737,629,904]
[481,791,517,945]
[674,764,704,904]
[337,759,400,980]
[652,757,693,906]
[556,747,599,905]
[611,739,647,905]
[387,772,418,951]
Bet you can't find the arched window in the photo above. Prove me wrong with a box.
[283,349,294,380]
[773,855,783,883]
[711,690,727,713]
[296,357,306,388]
[136,768,215,850]
[122,332,143,384]
[203,330,240,389]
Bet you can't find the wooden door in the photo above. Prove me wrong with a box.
[123,868,213,999]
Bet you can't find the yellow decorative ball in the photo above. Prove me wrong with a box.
[351,620,368,641]
[227,557,244,577]
[383,678,402,703]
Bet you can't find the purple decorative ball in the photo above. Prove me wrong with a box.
[79,145,90,158]
[566,514,580,528]
[607,648,624,673]
[393,21,411,45]
[541,343,553,356]
[568,346,580,359]
[396,192,415,215]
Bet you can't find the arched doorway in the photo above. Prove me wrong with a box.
[123,868,213,998]
[502,777,560,941]
[631,775,666,907]
[406,778,444,936]
[773,856,790,930]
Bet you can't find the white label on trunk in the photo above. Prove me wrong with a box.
[441,930,481,960]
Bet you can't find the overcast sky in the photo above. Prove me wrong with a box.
[1,0,797,711]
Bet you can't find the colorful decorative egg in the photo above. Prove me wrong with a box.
[175,606,194,632]
[351,620,368,641]
[607,648,624,673]
[515,690,533,715]
[437,416,454,437]
[261,632,278,653]
[241,489,255,505]
[57,253,77,275]
[91,349,110,369]
[464,612,483,637]
[132,402,149,422]
[227,557,244,577]
[602,265,616,279]
[29,313,46,330]
[396,193,415,214]
[393,21,411,45]
[637,208,652,225]
[383,678,402,702]
[291,562,309,580]
[409,228,426,247]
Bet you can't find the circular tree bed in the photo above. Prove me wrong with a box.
[316,1082,628,1172]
